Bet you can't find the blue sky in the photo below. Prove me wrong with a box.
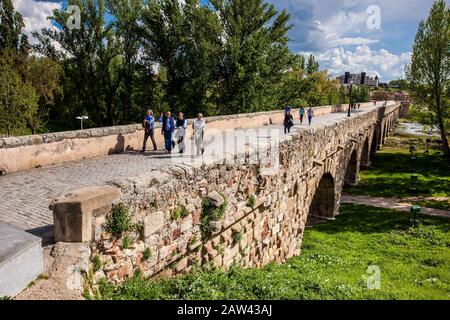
[13,0,450,81]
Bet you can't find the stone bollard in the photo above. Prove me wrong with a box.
[50,186,121,243]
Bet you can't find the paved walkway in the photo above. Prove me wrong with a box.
[0,107,381,235]
[341,194,450,219]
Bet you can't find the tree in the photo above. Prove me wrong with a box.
[0,59,38,136]
[106,0,144,122]
[306,54,319,75]
[210,0,293,115]
[0,0,27,53]
[406,0,450,157]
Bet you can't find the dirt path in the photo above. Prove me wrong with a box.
[341,194,450,219]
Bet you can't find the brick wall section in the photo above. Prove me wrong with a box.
[50,103,402,284]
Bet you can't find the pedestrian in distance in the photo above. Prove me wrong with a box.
[284,103,292,115]
[307,106,314,125]
[192,113,206,157]
[141,109,157,153]
[284,111,294,134]
[175,112,187,154]
[161,111,175,154]
[299,106,305,124]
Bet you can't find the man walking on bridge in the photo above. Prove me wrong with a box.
[162,111,175,154]
[307,107,314,125]
[141,110,157,153]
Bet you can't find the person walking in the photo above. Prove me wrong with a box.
[284,104,292,115]
[175,112,187,154]
[192,113,206,157]
[161,111,175,154]
[141,109,157,153]
[299,106,305,124]
[284,111,294,134]
[307,106,314,125]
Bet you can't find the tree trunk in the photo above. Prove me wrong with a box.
[438,117,450,158]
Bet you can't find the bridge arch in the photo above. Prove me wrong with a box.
[360,137,370,169]
[344,149,358,186]
[308,173,336,220]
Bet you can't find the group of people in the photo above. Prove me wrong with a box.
[141,110,205,156]
[283,105,315,134]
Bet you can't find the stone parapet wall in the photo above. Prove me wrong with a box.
[0,103,363,174]
[50,103,402,286]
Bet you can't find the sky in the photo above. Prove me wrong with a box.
[12,0,450,82]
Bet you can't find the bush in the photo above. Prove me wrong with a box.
[247,195,257,208]
[107,204,134,236]
[122,235,133,250]
[143,248,152,261]
[92,255,102,272]
[201,194,228,241]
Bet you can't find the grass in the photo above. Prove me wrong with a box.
[347,134,450,205]
[97,204,450,300]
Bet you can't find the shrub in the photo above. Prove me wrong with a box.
[122,235,133,250]
[107,204,134,236]
[247,195,256,208]
[232,230,243,244]
[92,255,102,272]
[201,194,228,241]
[143,248,152,261]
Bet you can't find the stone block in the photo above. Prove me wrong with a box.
[52,186,121,243]
[144,211,165,237]
[0,222,43,297]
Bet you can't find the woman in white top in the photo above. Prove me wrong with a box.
[192,113,206,156]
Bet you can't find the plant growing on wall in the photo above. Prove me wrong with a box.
[170,206,190,221]
[92,255,102,272]
[106,203,134,236]
[247,195,257,208]
[200,193,228,241]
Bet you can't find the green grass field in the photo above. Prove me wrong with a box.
[97,204,450,300]
[346,135,450,209]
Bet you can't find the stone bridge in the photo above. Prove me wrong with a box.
[0,101,404,287]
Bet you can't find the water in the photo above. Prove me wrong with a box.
[396,122,440,138]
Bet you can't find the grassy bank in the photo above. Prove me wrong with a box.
[346,134,450,210]
[97,204,450,300]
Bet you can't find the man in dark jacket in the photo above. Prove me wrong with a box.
[162,111,175,153]
[141,110,158,153]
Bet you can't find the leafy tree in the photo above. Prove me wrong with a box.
[0,59,38,136]
[141,0,222,117]
[106,0,144,122]
[306,54,319,75]
[0,0,28,53]
[406,0,450,157]
[210,0,293,115]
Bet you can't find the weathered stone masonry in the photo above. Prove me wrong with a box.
[50,103,402,285]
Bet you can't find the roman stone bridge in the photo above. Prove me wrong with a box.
[0,101,405,288]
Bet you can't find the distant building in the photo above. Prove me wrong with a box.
[336,72,379,87]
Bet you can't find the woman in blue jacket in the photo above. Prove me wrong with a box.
[162,111,175,154]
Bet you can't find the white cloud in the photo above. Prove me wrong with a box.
[303,45,412,81]
[13,0,62,44]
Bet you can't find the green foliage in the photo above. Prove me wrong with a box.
[246,195,257,208]
[122,235,133,250]
[171,206,190,221]
[0,58,39,136]
[405,0,450,156]
[98,204,450,300]
[92,255,103,272]
[232,230,243,244]
[0,0,28,53]
[107,204,134,236]
[201,194,228,241]
[143,248,152,261]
